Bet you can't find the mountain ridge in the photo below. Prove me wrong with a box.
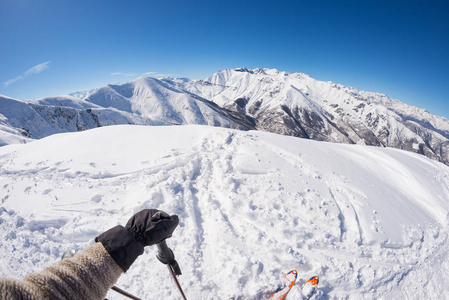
[1,67,448,165]
[174,68,449,165]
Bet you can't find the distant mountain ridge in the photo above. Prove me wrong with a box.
[0,68,448,165]
[172,68,449,165]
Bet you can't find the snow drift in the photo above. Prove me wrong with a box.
[1,125,449,299]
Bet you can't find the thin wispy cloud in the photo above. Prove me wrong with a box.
[4,61,51,87]
[110,72,137,76]
[144,72,157,76]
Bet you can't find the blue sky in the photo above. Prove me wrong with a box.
[1,0,448,118]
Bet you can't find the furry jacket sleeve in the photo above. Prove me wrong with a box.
[0,242,123,300]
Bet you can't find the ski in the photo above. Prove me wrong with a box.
[301,276,319,300]
[269,270,297,300]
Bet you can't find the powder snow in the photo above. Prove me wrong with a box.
[1,125,449,299]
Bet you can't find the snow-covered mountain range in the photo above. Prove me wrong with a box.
[176,68,449,165]
[1,68,448,165]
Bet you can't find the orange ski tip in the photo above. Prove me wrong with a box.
[308,276,319,285]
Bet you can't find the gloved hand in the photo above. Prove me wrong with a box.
[126,209,179,246]
[96,209,179,272]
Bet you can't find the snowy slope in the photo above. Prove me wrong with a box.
[28,95,100,109]
[69,88,98,100]
[0,76,254,146]
[1,125,449,299]
[84,76,255,129]
[0,94,159,144]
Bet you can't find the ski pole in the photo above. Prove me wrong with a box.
[157,240,188,300]
[111,285,142,300]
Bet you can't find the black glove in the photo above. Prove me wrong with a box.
[96,209,179,272]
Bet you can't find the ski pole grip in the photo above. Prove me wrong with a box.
[157,240,182,276]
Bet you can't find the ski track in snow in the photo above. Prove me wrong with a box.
[0,125,449,299]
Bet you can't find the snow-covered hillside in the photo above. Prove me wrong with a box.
[83,77,254,129]
[0,94,159,144]
[1,125,449,299]
[0,75,254,147]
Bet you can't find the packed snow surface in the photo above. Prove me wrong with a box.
[1,125,449,299]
